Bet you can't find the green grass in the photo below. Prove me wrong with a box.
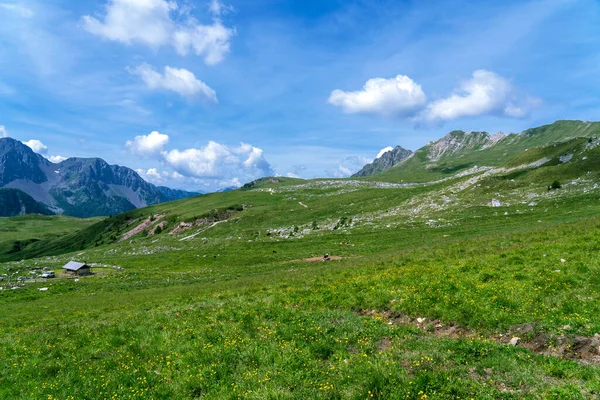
[1,131,600,398]
[1,191,600,398]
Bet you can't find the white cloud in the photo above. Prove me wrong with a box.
[208,0,233,16]
[135,168,178,184]
[20,138,65,162]
[0,3,34,18]
[129,63,217,101]
[326,156,370,178]
[48,155,67,163]
[125,131,170,156]
[162,141,274,180]
[0,125,7,138]
[23,139,48,154]
[376,146,394,159]
[82,0,234,65]
[419,70,540,123]
[329,75,426,117]
[127,132,274,188]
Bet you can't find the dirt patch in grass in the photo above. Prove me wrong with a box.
[284,256,344,263]
[377,337,392,351]
[119,215,165,242]
[306,256,343,262]
[358,309,600,365]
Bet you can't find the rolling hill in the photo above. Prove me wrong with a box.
[1,120,600,398]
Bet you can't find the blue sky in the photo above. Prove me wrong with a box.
[0,0,599,191]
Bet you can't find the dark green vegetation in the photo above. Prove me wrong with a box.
[0,188,52,217]
[1,120,600,399]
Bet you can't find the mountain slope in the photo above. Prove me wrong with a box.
[372,120,600,182]
[352,146,412,177]
[0,138,199,218]
[0,188,53,217]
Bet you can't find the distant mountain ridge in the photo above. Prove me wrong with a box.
[0,138,199,218]
[352,146,413,177]
[354,120,600,180]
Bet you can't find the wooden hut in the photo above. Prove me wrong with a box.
[62,261,91,276]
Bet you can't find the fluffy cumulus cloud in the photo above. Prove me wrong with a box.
[328,75,427,117]
[23,139,48,154]
[163,141,274,180]
[376,146,394,159]
[22,139,66,162]
[0,125,7,138]
[136,168,184,185]
[126,132,274,189]
[129,63,217,101]
[329,70,539,123]
[419,70,540,123]
[82,0,234,65]
[125,131,170,156]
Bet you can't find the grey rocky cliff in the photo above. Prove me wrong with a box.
[352,146,413,177]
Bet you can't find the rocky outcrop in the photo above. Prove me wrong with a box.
[425,131,505,162]
[352,146,413,177]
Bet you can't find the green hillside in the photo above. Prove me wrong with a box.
[373,120,600,183]
[1,121,600,399]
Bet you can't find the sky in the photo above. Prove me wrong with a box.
[0,0,599,191]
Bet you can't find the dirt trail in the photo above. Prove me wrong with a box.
[179,220,227,241]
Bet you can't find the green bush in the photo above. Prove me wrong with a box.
[549,180,562,190]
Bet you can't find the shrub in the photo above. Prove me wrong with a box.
[549,180,561,190]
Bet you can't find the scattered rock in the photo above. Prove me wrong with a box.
[509,337,519,346]
[417,317,426,324]
[491,199,502,207]
[561,259,566,263]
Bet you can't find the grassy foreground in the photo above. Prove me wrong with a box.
[1,185,600,399]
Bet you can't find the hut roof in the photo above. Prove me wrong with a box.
[62,261,88,271]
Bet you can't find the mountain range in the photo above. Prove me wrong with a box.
[0,138,199,218]
[1,120,598,218]
[354,120,600,181]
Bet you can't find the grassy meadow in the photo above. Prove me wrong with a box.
[1,166,600,398]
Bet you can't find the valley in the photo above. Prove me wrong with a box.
[1,121,600,399]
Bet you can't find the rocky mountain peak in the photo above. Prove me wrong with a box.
[352,146,413,177]
[0,138,199,217]
[426,130,505,162]
[0,137,49,186]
